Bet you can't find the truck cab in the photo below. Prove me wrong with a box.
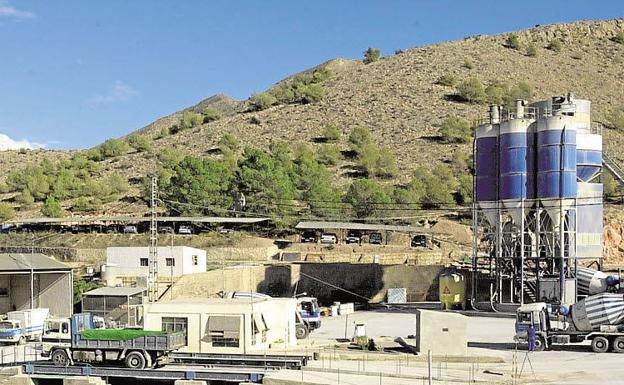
[515,302,551,350]
[0,320,24,344]
[297,297,321,330]
[42,318,71,341]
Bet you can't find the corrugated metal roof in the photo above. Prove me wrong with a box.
[83,287,147,297]
[7,216,270,225]
[0,253,71,272]
[295,221,434,233]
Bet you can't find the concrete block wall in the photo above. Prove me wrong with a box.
[415,309,468,356]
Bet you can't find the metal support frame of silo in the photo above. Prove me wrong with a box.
[559,197,565,301]
[148,175,159,303]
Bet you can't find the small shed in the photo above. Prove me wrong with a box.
[0,253,72,317]
[143,297,297,354]
[415,309,467,356]
[106,246,207,279]
[82,286,146,327]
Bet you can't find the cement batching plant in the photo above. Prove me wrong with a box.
[472,94,607,311]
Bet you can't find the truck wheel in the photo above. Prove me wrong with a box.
[51,349,70,367]
[295,324,309,340]
[534,336,546,352]
[591,336,610,353]
[125,351,147,369]
[613,337,624,353]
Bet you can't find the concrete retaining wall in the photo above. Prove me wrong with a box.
[171,263,444,305]
[206,244,280,263]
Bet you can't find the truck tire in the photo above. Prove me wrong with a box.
[591,336,610,353]
[51,349,70,367]
[534,336,546,352]
[295,324,309,340]
[612,337,624,353]
[125,351,147,369]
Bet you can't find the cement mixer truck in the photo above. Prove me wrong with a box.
[576,267,620,296]
[515,293,624,353]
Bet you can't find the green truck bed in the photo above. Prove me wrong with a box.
[80,329,167,341]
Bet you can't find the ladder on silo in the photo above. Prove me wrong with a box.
[603,153,624,185]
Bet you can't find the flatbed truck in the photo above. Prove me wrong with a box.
[41,313,185,369]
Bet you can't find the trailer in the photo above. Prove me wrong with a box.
[0,308,49,345]
[515,293,624,353]
[41,313,185,368]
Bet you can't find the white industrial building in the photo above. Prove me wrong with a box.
[106,246,206,279]
[143,297,298,354]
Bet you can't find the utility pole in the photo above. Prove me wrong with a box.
[148,175,159,303]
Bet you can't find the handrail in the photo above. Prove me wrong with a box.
[603,152,624,186]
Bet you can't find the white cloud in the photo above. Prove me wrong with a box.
[0,1,35,20]
[86,80,137,106]
[0,133,44,151]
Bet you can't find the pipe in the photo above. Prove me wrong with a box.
[471,136,478,309]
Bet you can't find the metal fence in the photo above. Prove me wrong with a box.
[0,344,47,366]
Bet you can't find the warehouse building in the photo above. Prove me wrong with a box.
[0,253,72,316]
[106,246,206,279]
[143,297,297,354]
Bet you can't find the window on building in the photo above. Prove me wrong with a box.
[0,288,8,297]
[206,315,240,347]
[162,317,188,344]
[166,258,175,267]
[192,255,198,266]
[140,258,148,267]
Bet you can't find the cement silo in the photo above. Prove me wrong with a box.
[499,100,535,224]
[474,105,501,226]
[472,94,604,311]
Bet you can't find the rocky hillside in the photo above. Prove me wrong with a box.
[2,18,624,218]
[119,18,624,180]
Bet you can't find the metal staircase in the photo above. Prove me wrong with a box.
[603,152,624,185]
[522,279,538,303]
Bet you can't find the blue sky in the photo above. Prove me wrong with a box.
[0,1,622,150]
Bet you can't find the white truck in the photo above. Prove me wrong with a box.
[0,308,49,345]
[515,293,624,353]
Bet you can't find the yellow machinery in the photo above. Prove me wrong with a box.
[439,272,466,310]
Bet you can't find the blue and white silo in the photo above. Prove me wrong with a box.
[475,105,500,226]
[536,101,577,228]
[499,100,535,225]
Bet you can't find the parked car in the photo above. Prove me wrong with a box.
[411,235,428,248]
[320,233,338,244]
[158,225,174,233]
[369,232,383,245]
[123,225,138,234]
[345,231,361,244]
[301,231,317,243]
[177,225,193,235]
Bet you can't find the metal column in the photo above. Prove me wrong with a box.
[148,175,159,303]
